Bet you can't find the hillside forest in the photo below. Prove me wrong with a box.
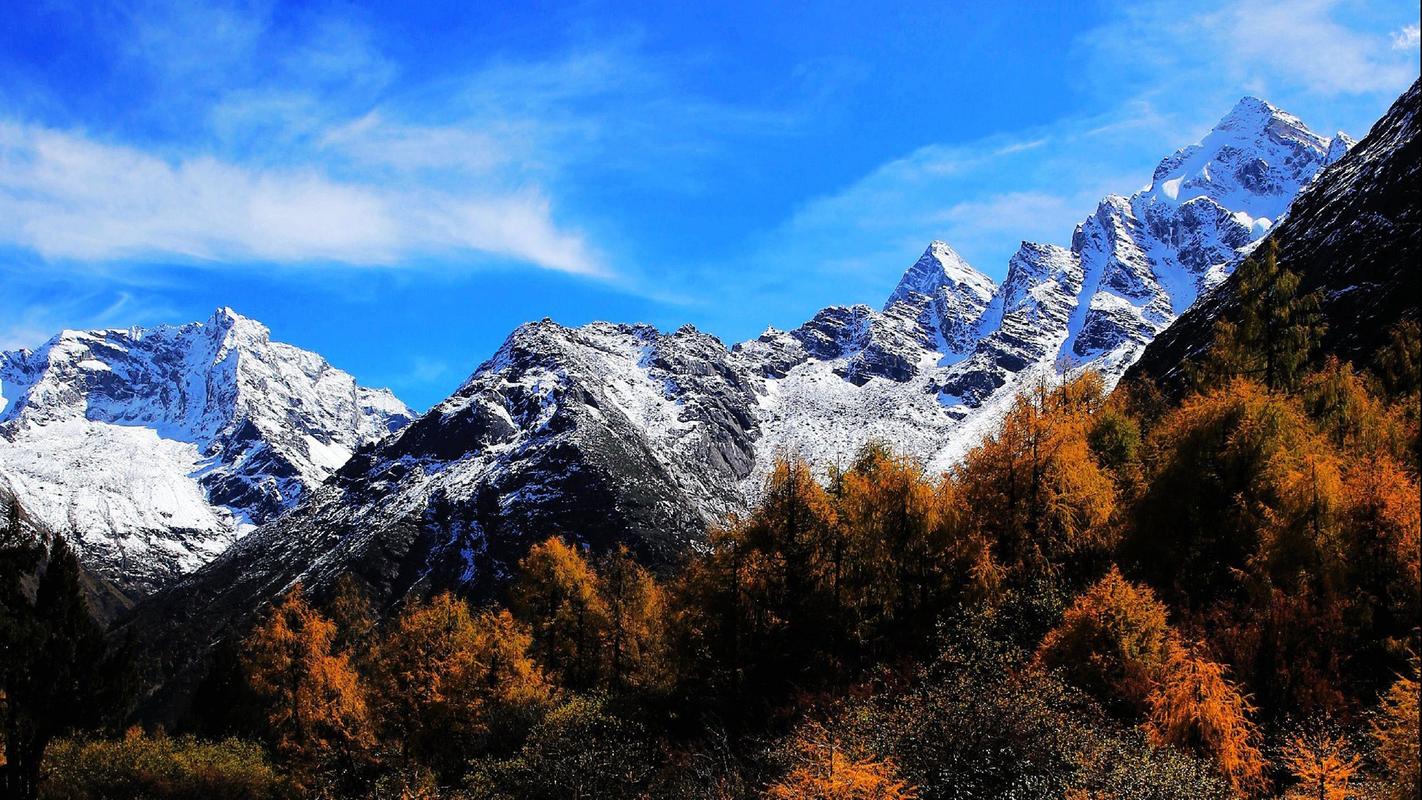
[1,244,1419,799]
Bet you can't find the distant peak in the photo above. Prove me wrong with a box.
[1326,132,1356,164]
[1210,95,1322,145]
[208,306,244,325]
[886,241,995,310]
[205,306,267,334]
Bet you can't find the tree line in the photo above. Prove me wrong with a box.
[3,243,1419,799]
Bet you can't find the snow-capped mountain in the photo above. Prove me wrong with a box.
[748,96,1352,472]
[123,95,1360,634]
[0,308,411,593]
[1131,78,1420,393]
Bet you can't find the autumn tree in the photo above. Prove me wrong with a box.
[1036,568,1180,713]
[1280,727,1362,800]
[1146,647,1267,797]
[672,457,843,715]
[511,537,609,690]
[597,546,670,694]
[831,444,952,656]
[1127,378,1316,606]
[1370,657,1420,800]
[366,594,551,778]
[241,586,374,792]
[323,573,376,657]
[955,373,1116,596]
[766,724,918,800]
[1340,458,1421,679]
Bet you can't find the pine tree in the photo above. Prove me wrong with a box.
[1203,239,1326,393]
[0,532,107,800]
[510,537,609,690]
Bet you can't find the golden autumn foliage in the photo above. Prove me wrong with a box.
[1037,567,1180,712]
[1131,377,1324,604]
[511,537,610,690]
[510,537,672,695]
[831,445,953,644]
[597,545,671,694]
[1280,729,1362,800]
[1146,647,1267,797]
[241,586,374,787]
[765,726,918,800]
[1370,658,1420,800]
[957,373,1116,583]
[366,594,551,775]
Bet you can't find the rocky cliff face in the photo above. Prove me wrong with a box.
[1128,79,1420,393]
[0,308,411,594]
[123,95,1355,625]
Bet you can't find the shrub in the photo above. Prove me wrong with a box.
[40,729,290,800]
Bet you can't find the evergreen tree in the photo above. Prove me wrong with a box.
[1,532,107,800]
[1201,239,1326,393]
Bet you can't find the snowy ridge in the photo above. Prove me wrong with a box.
[121,89,1415,687]
[0,308,411,593]
[121,95,1352,612]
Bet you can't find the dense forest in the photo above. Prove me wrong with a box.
[2,245,1419,799]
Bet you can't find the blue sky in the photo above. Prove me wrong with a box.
[2,0,1417,409]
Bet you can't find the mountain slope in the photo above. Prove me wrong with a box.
[121,95,1358,674]
[0,309,411,593]
[1128,78,1421,392]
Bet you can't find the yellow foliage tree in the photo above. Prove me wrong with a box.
[832,445,948,647]
[765,726,918,800]
[1370,658,1420,800]
[1146,647,1267,797]
[241,585,374,790]
[598,545,670,694]
[957,373,1116,583]
[1036,567,1181,712]
[366,594,552,777]
[1280,729,1361,800]
[511,537,610,690]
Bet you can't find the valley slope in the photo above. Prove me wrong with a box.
[126,94,1356,643]
[0,309,411,595]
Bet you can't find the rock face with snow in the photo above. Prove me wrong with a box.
[0,308,411,594]
[123,96,1358,648]
[1130,78,1420,394]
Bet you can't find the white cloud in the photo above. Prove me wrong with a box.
[1393,24,1421,49]
[0,122,603,276]
[1078,0,1419,100]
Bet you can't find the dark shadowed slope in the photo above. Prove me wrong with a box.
[1128,79,1421,393]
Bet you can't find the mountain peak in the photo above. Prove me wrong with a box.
[1145,96,1337,221]
[886,241,995,311]
[0,311,412,593]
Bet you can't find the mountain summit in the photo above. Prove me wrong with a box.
[120,95,1356,636]
[0,308,411,593]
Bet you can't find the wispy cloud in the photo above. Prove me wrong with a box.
[692,0,1417,326]
[1077,0,1419,101]
[0,122,603,275]
[0,280,181,352]
[1393,24,1421,49]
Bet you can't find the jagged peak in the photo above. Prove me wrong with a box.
[203,306,269,340]
[885,240,995,311]
[1213,96,1328,149]
[1326,132,1356,163]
